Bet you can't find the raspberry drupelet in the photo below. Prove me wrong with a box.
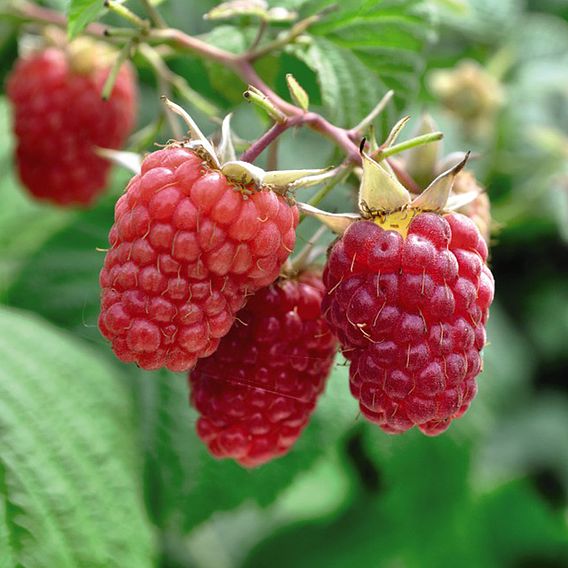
[7,41,137,206]
[189,271,337,467]
[323,212,494,435]
[99,146,299,372]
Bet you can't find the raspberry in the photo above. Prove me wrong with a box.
[7,42,137,206]
[99,146,299,372]
[189,271,337,467]
[452,170,492,244]
[322,212,494,435]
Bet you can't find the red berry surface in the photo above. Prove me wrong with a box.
[99,147,299,372]
[189,271,337,467]
[322,212,494,435]
[7,46,137,206]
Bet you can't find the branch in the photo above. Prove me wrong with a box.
[10,2,364,165]
[240,121,292,163]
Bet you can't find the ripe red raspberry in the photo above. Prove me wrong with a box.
[322,212,494,435]
[6,42,137,206]
[99,146,299,372]
[189,271,337,467]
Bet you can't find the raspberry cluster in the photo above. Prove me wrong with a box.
[7,46,137,206]
[322,212,494,435]
[99,147,298,372]
[189,271,337,467]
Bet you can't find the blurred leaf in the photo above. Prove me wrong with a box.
[0,98,72,298]
[289,0,435,126]
[67,0,106,39]
[509,13,568,62]
[476,301,534,412]
[0,306,155,566]
[6,198,115,344]
[140,360,358,532]
[525,281,568,360]
[206,0,297,22]
[442,0,523,42]
[476,479,568,566]
[245,434,492,568]
[478,394,568,490]
[199,25,256,106]
[246,431,568,568]
[0,475,15,568]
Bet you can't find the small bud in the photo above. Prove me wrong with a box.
[286,74,309,111]
[404,114,441,188]
[429,60,505,138]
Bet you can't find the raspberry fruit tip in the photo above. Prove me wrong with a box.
[6,35,137,206]
[189,269,338,467]
[99,102,330,373]
[302,139,495,436]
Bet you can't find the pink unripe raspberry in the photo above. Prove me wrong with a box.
[99,146,299,372]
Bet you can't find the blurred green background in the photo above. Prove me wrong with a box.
[0,0,568,566]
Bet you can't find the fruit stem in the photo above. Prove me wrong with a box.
[246,18,268,54]
[373,131,444,161]
[139,44,218,135]
[349,90,394,135]
[298,164,353,224]
[104,0,149,31]
[246,6,337,61]
[290,225,328,273]
[139,0,167,29]
[10,1,368,166]
[239,116,305,163]
[101,40,134,101]
[388,159,421,195]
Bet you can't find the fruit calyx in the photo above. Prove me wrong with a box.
[162,98,330,197]
[299,126,477,238]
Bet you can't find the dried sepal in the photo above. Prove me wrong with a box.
[162,97,220,167]
[411,152,470,211]
[298,203,360,234]
[383,115,411,149]
[287,166,339,191]
[352,90,394,134]
[446,190,481,211]
[359,150,411,213]
[95,147,142,174]
[436,151,473,175]
[221,161,330,192]
[263,167,333,190]
[217,114,237,163]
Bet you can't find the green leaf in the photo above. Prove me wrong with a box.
[289,0,435,127]
[140,360,358,532]
[67,0,106,39]
[0,306,156,566]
